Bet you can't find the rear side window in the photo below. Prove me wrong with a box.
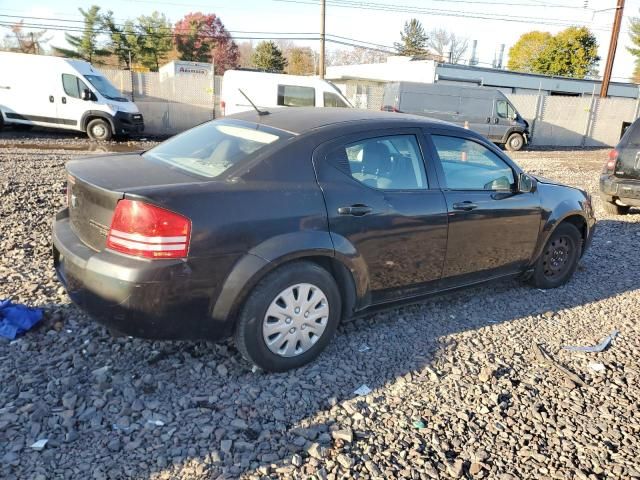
[62,74,89,99]
[329,134,428,190]
[277,85,315,107]
[143,121,288,178]
[323,92,348,108]
[432,135,514,190]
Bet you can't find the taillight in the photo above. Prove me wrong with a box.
[604,149,618,173]
[107,200,191,259]
[220,100,226,116]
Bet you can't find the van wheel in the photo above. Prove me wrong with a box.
[505,132,525,151]
[234,261,341,372]
[603,201,630,215]
[87,118,112,141]
[530,223,582,289]
[12,124,33,131]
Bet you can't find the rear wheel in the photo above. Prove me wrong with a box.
[530,223,582,289]
[87,118,112,141]
[12,123,33,131]
[603,201,630,215]
[234,261,341,372]
[505,132,525,152]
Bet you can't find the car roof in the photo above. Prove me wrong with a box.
[227,107,454,135]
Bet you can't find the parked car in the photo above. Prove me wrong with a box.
[600,117,640,215]
[0,52,143,140]
[220,69,352,116]
[382,82,530,151]
[52,108,595,372]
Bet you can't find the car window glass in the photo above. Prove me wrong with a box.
[323,92,348,108]
[432,135,515,190]
[62,74,80,98]
[507,103,515,118]
[496,100,508,118]
[331,135,428,190]
[277,85,315,107]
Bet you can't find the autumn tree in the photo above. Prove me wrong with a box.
[394,18,429,56]
[427,28,468,63]
[508,27,599,78]
[53,6,110,63]
[174,12,238,74]
[251,41,287,72]
[2,21,50,54]
[627,11,640,82]
[287,47,315,75]
[507,31,552,73]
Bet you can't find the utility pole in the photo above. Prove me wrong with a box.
[600,0,625,98]
[319,0,326,78]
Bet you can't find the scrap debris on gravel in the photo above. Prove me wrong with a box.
[1,135,639,480]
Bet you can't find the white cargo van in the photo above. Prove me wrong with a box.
[0,52,143,140]
[220,70,352,116]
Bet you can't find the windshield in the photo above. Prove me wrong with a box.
[84,75,128,101]
[143,121,288,178]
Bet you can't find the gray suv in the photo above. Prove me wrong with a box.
[600,118,640,215]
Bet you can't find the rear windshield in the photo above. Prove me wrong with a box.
[620,119,640,148]
[143,121,288,178]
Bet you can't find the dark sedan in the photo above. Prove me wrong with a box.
[53,108,595,371]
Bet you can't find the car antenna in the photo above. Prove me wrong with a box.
[238,89,270,116]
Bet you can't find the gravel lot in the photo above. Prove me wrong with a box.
[1,132,639,480]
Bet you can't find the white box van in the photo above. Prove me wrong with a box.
[221,69,352,116]
[0,52,143,140]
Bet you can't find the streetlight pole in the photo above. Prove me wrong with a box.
[319,0,326,78]
[600,0,625,98]
[128,49,135,102]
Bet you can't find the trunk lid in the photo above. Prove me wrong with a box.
[66,153,203,251]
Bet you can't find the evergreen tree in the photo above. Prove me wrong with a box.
[394,19,429,57]
[251,41,287,72]
[52,6,110,63]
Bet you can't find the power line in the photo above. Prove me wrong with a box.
[273,0,614,31]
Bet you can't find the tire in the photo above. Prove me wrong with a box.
[505,132,525,152]
[234,261,342,372]
[86,118,112,141]
[12,124,33,131]
[603,201,630,215]
[530,223,582,289]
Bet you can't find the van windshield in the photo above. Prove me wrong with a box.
[143,120,289,178]
[84,75,128,102]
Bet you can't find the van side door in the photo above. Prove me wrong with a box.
[492,98,518,143]
[57,74,92,131]
[459,94,492,139]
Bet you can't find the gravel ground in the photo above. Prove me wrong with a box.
[1,133,639,480]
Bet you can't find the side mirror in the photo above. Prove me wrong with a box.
[82,89,92,101]
[518,173,536,193]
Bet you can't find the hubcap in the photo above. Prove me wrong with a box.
[93,124,106,137]
[262,283,329,358]
[542,236,571,278]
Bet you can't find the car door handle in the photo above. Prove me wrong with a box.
[62,97,67,104]
[494,117,499,124]
[338,205,372,216]
[49,95,54,103]
[452,201,478,211]
[486,117,491,123]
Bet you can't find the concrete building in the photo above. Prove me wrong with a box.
[326,57,639,99]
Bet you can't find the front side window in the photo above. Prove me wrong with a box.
[330,134,428,190]
[432,135,515,190]
[84,75,127,101]
[143,121,288,178]
[496,100,515,119]
[277,85,315,107]
[324,92,349,108]
[62,74,89,99]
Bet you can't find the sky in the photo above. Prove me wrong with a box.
[1,0,639,82]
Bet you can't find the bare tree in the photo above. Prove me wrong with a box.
[237,41,254,68]
[427,28,469,63]
[326,47,390,66]
[2,21,51,54]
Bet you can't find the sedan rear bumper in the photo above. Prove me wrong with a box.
[52,209,228,340]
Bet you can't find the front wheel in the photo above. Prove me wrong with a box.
[234,261,342,372]
[530,223,582,289]
[505,132,525,152]
[86,118,112,141]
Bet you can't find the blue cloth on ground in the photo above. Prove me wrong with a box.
[0,299,44,340]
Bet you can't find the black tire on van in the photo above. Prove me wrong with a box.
[87,118,112,141]
[505,132,525,152]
